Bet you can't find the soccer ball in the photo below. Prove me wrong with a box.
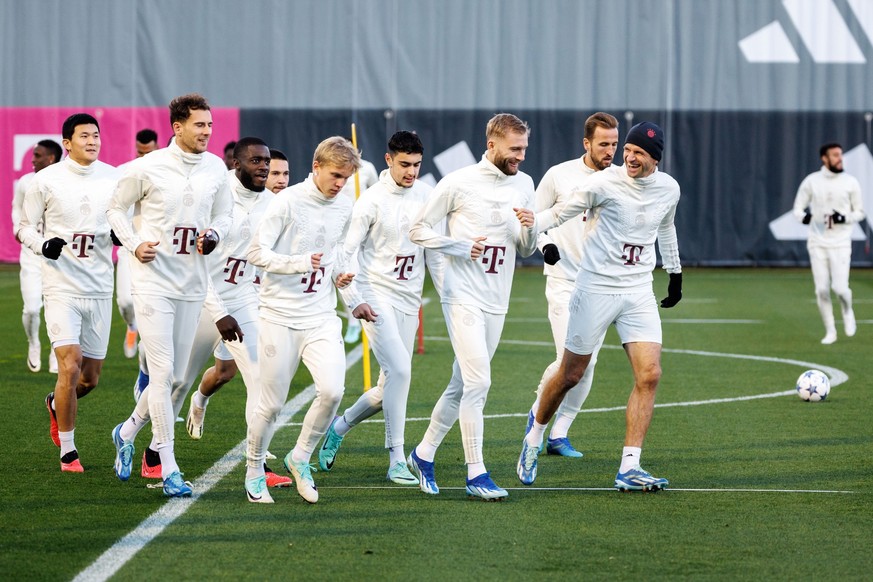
[796,369,830,402]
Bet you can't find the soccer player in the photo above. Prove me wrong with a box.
[116,128,160,359]
[517,121,682,492]
[793,142,865,345]
[265,149,290,193]
[223,140,237,170]
[338,154,379,344]
[318,131,444,484]
[177,137,291,488]
[12,139,62,374]
[244,136,360,504]
[107,93,234,497]
[18,113,119,472]
[406,113,537,500]
[523,112,619,457]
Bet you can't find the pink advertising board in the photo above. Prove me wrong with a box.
[1,106,239,263]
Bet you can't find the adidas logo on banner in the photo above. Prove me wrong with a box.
[740,0,870,63]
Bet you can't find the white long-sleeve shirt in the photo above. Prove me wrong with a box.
[339,158,379,201]
[792,166,865,248]
[247,175,353,329]
[537,164,681,294]
[536,157,601,282]
[409,155,537,314]
[12,172,37,239]
[106,140,233,301]
[202,170,275,321]
[18,158,119,298]
[339,170,444,315]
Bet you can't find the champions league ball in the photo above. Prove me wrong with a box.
[796,370,831,402]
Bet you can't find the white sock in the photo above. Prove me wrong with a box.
[157,443,179,477]
[120,411,148,442]
[388,446,405,466]
[59,429,75,457]
[619,446,642,473]
[192,388,209,410]
[246,466,264,481]
[549,415,574,440]
[290,446,310,464]
[333,415,352,436]
[414,442,437,463]
[525,421,548,448]
[530,399,540,416]
[467,462,486,479]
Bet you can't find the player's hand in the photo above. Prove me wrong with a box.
[543,243,561,265]
[135,241,159,263]
[215,315,244,342]
[335,272,355,288]
[197,228,219,255]
[660,272,683,308]
[514,207,534,228]
[352,303,378,323]
[470,236,487,260]
[311,252,323,270]
[832,210,846,224]
[42,237,67,260]
[802,211,812,225]
[110,230,123,247]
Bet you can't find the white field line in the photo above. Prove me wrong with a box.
[318,485,855,494]
[73,345,364,582]
[77,331,849,581]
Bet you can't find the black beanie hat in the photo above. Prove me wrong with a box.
[625,122,664,161]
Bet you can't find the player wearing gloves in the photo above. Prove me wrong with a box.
[793,142,865,345]
[18,114,119,472]
[518,121,682,492]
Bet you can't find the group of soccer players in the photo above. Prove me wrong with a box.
[16,92,687,503]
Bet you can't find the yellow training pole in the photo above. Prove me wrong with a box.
[350,123,372,391]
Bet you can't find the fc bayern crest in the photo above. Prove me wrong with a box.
[80,203,91,215]
[491,210,502,224]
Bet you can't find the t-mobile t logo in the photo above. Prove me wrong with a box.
[224,257,247,284]
[302,267,325,293]
[70,233,95,258]
[173,226,198,255]
[394,254,415,280]
[622,243,644,266]
[481,245,506,274]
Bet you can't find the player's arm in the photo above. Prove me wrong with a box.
[11,178,26,241]
[845,180,865,224]
[107,168,146,251]
[409,185,477,258]
[18,178,53,256]
[535,181,593,234]
[657,196,682,308]
[246,197,313,274]
[204,174,234,248]
[792,178,813,224]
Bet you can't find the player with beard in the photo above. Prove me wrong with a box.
[107,93,234,497]
[522,112,619,458]
[406,113,537,501]
[19,114,120,472]
[12,139,62,374]
[793,142,865,345]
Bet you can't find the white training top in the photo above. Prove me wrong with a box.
[19,158,119,298]
[409,154,538,314]
[537,164,681,294]
[107,139,233,301]
[202,170,274,320]
[793,165,865,248]
[247,174,353,329]
[339,169,445,315]
[12,172,37,239]
[536,156,601,282]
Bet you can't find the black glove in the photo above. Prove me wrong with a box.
[42,237,67,260]
[802,211,812,225]
[542,243,561,265]
[110,230,122,247]
[660,272,682,308]
[832,210,846,224]
[199,229,219,255]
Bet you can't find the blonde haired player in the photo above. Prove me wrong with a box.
[406,113,538,500]
[244,136,362,504]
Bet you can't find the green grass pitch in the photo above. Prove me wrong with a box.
[1,264,871,580]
